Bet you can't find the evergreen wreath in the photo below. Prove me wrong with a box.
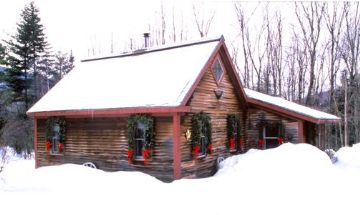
[127,114,154,161]
[276,120,285,138]
[256,113,268,140]
[256,114,286,146]
[191,112,212,156]
[45,117,66,143]
[226,114,241,150]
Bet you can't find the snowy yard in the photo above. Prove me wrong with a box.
[1,143,360,215]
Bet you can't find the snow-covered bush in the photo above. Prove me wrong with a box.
[0,146,8,172]
[324,148,338,163]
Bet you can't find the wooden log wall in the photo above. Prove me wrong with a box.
[36,116,175,182]
[180,58,245,179]
[245,108,299,149]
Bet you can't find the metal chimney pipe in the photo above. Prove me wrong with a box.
[144,33,150,48]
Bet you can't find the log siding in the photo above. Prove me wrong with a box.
[245,108,300,149]
[36,117,175,182]
[181,55,245,178]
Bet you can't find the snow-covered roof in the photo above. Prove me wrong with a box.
[245,88,340,122]
[27,37,221,113]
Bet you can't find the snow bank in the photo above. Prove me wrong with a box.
[0,143,359,215]
[336,143,360,169]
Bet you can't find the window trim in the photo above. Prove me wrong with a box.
[134,122,146,160]
[262,125,280,149]
[49,123,63,155]
[211,56,225,85]
[230,125,239,153]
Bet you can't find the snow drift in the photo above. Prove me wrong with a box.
[1,143,359,215]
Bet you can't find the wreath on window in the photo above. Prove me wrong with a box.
[226,114,242,151]
[256,114,268,143]
[256,114,285,147]
[45,117,66,152]
[127,114,154,163]
[191,112,212,157]
[276,120,285,144]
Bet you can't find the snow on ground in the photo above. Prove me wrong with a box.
[1,143,360,215]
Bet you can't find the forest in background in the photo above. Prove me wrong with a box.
[99,1,360,150]
[0,2,74,156]
[1,1,359,155]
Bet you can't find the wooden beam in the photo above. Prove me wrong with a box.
[28,106,191,118]
[34,118,38,168]
[298,121,304,143]
[172,113,181,180]
[318,124,325,150]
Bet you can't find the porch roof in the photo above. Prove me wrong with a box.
[245,89,340,124]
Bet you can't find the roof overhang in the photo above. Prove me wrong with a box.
[27,106,191,118]
[180,36,247,108]
[247,98,340,124]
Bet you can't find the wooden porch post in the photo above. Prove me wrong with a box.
[172,113,181,180]
[298,120,304,143]
[34,118,38,168]
[318,124,325,150]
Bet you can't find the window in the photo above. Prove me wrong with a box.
[199,125,209,156]
[51,123,61,154]
[227,114,242,152]
[134,122,146,159]
[212,58,224,83]
[232,122,239,151]
[45,117,66,155]
[191,112,212,158]
[263,123,280,149]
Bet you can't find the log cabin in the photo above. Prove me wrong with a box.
[27,36,340,182]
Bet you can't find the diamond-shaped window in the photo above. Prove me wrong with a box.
[212,59,224,83]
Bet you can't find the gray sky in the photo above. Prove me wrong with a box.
[0,0,246,60]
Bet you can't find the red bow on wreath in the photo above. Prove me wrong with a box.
[207,143,212,155]
[239,138,244,151]
[278,137,284,145]
[239,138,244,146]
[193,145,200,157]
[58,143,64,152]
[229,137,236,150]
[258,139,265,149]
[143,149,151,165]
[127,150,133,164]
[45,140,51,152]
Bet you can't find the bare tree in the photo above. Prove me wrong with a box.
[324,3,345,148]
[192,3,215,38]
[325,3,344,112]
[295,2,326,106]
[264,8,283,96]
[234,3,251,88]
[341,2,360,146]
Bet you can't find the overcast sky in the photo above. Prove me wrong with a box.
[0,1,240,59]
[1,0,296,64]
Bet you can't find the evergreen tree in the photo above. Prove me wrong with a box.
[5,1,47,109]
[0,43,7,85]
[0,43,7,65]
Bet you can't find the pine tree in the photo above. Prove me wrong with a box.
[5,1,47,109]
[0,43,7,65]
[0,43,7,85]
